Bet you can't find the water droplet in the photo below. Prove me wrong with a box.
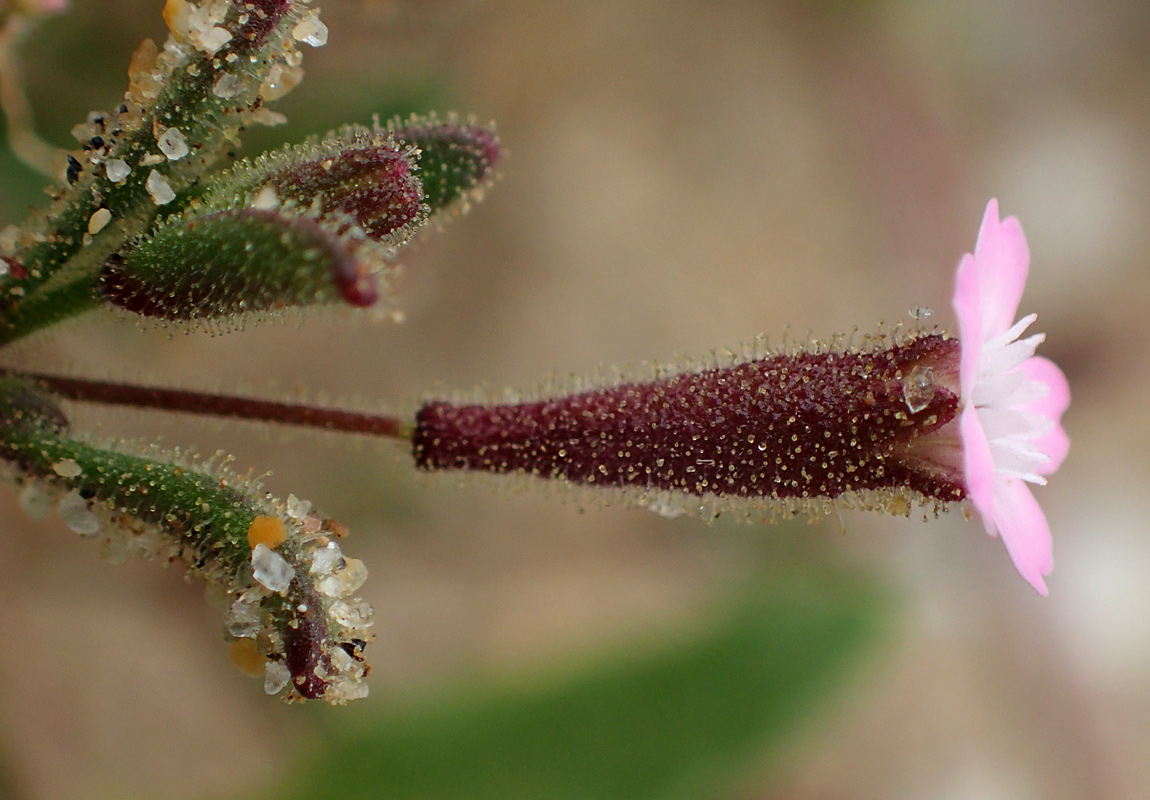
[908,307,933,321]
[902,365,935,413]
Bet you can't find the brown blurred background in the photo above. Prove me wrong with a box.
[0,0,1146,797]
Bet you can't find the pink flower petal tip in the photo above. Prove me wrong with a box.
[951,199,1069,594]
[10,0,68,16]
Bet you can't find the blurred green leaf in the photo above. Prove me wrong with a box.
[0,130,51,223]
[267,571,887,800]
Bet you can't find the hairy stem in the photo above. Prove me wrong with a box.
[5,369,412,439]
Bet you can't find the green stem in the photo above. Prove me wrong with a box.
[0,377,257,573]
[0,275,103,345]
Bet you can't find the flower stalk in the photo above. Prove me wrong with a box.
[4,368,411,439]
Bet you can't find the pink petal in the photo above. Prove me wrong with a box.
[960,405,996,533]
[1018,356,1070,474]
[972,199,1030,340]
[992,477,1054,595]
[952,252,983,398]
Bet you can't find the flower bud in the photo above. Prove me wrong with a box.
[266,138,424,241]
[390,114,501,215]
[100,208,376,320]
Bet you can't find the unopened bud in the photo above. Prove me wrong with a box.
[100,209,374,321]
[390,114,501,215]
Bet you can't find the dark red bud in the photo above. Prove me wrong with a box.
[272,145,423,242]
[1,258,29,280]
[284,593,329,700]
[231,0,293,52]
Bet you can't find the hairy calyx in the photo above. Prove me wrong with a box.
[413,334,965,515]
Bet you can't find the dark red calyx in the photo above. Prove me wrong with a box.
[272,145,423,241]
[413,334,965,504]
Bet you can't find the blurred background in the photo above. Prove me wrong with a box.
[0,1,1144,797]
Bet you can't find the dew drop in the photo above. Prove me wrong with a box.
[902,365,935,413]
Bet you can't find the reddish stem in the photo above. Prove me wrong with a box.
[3,369,410,440]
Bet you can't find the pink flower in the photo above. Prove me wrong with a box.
[952,199,1070,594]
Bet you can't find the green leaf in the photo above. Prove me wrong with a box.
[269,572,886,800]
[0,375,257,572]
